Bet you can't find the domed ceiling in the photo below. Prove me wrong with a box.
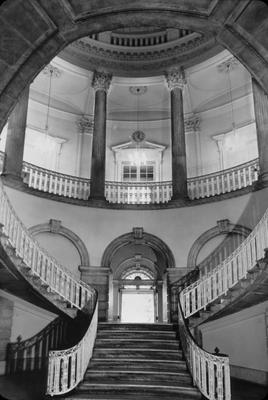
[59,26,222,77]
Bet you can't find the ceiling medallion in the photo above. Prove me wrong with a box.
[129,86,148,95]
[132,130,146,142]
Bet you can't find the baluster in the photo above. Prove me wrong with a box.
[33,169,38,189]
[208,360,215,399]
[226,172,231,192]
[200,357,207,396]
[38,171,43,190]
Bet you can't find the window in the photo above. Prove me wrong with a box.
[140,165,154,181]
[123,165,137,181]
[122,163,154,182]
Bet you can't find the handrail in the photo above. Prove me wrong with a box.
[180,207,268,318]
[178,295,231,400]
[47,301,98,396]
[0,178,95,310]
[22,161,91,200]
[6,317,67,374]
[18,157,259,204]
[187,158,259,200]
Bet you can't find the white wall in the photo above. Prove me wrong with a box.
[0,290,56,342]
[200,301,268,384]
[35,232,81,279]
[5,185,268,271]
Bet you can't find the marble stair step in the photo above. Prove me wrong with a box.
[97,323,175,331]
[84,370,192,385]
[89,358,187,372]
[93,348,182,360]
[97,330,177,340]
[94,338,180,350]
[69,384,202,400]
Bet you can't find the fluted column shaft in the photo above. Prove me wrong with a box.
[90,72,112,200]
[166,69,187,199]
[252,78,268,185]
[3,86,29,179]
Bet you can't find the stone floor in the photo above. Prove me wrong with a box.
[0,373,267,400]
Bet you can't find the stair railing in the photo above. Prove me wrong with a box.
[6,317,67,374]
[178,297,231,400]
[180,207,268,318]
[0,179,94,310]
[46,301,98,396]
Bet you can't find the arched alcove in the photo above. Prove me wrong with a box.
[101,227,175,322]
[29,219,90,279]
[187,219,251,274]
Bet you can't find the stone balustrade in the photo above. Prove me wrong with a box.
[15,157,259,205]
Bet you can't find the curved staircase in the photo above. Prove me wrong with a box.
[66,323,201,400]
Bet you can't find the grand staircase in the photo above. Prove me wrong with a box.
[66,323,202,400]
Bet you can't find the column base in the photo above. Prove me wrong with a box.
[88,195,109,205]
[254,173,268,190]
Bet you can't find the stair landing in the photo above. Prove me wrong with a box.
[67,323,201,400]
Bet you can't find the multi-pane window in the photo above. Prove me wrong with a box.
[140,165,154,181]
[123,165,137,181]
[122,164,154,181]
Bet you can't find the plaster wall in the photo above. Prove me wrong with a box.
[0,290,56,343]
[4,186,268,272]
[200,301,268,385]
[35,232,81,279]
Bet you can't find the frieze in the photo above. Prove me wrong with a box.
[72,33,211,63]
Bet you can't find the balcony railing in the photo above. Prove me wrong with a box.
[22,161,90,200]
[0,156,257,205]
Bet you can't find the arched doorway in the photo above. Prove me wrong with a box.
[102,227,174,323]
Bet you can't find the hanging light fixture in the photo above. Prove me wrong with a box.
[43,64,61,135]
[218,57,239,135]
[129,86,147,166]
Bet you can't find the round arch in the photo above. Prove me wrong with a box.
[187,219,251,269]
[101,228,175,270]
[0,1,268,132]
[29,219,90,268]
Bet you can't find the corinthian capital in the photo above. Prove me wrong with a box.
[92,71,112,92]
[76,115,94,134]
[165,67,186,91]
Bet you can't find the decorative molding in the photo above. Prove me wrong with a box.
[217,56,240,73]
[132,227,144,240]
[187,220,251,269]
[72,32,209,63]
[92,71,112,92]
[129,86,147,96]
[43,64,62,78]
[131,130,146,143]
[165,67,186,91]
[185,115,201,133]
[76,115,94,134]
[101,230,175,269]
[29,220,90,268]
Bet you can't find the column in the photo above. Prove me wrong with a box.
[252,78,268,186]
[166,68,187,199]
[90,71,112,200]
[3,86,29,179]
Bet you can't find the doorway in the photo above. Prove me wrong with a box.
[120,287,156,323]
